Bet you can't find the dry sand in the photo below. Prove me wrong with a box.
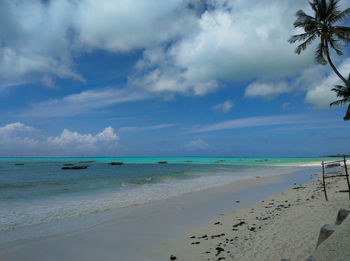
[159,173,350,261]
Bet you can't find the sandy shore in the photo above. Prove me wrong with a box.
[159,171,350,261]
[1,166,347,261]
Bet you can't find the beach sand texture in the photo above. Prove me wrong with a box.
[159,173,350,261]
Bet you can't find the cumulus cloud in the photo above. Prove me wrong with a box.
[74,0,195,52]
[245,81,291,98]
[305,58,350,109]
[186,138,209,151]
[131,0,314,95]
[212,100,234,113]
[1,0,315,96]
[0,0,83,87]
[48,127,118,154]
[0,122,119,156]
[0,0,194,89]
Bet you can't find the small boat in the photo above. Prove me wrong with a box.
[109,162,124,165]
[14,163,24,165]
[63,163,74,166]
[61,165,89,170]
[157,161,168,164]
[79,161,95,163]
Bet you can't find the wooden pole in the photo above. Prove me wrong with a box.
[322,160,328,201]
[343,155,350,200]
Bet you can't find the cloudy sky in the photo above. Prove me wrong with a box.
[1,0,350,157]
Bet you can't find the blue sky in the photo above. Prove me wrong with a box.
[0,0,350,157]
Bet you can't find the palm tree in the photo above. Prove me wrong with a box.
[288,0,350,85]
[330,74,350,120]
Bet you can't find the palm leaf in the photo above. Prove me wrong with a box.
[293,10,316,28]
[330,99,348,106]
[330,7,350,23]
[288,33,312,43]
[328,37,343,55]
[295,34,317,54]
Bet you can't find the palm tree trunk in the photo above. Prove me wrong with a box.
[344,104,350,121]
[325,40,348,85]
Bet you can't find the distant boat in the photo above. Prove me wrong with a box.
[61,165,89,170]
[109,162,124,165]
[79,160,95,163]
[14,163,24,165]
[63,163,74,166]
[157,161,168,164]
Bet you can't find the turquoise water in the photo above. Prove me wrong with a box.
[0,156,338,166]
[0,157,332,232]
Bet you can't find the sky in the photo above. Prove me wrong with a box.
[0,0,350,157]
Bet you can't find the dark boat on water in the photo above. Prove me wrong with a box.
[157,161,168,164]
[109,162,124,165]
[61,165,89,170]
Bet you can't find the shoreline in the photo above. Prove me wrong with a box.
[0,166,320,261]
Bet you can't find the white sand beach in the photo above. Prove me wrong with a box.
[0,166,349,261]
[159,170,349,261]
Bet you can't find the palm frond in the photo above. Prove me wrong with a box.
[333,26,350,44]
[328,37,343,55]
[326,0,340,20]
[330,99,348,106]
[293,10,316,28]
[329,7,350,23]
[288,33,313,43]
[295,34,317,54]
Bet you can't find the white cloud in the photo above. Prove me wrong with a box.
[245,81,291,98]
[48,127,118,154]
[131,0,314,95]
[0,1,83,87]
[0,0,195,89]
[0,122,119,156]
[23,87,152,117]
[212,100,234,113]
[1,0,315,96]
[119,124,175,132]
[192,114,308,133]
[0,122,35,134]
[186,138,209,151]
[74,0,194,52]
[305,58,350,109]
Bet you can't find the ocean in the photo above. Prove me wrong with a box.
[0,157,335,232]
